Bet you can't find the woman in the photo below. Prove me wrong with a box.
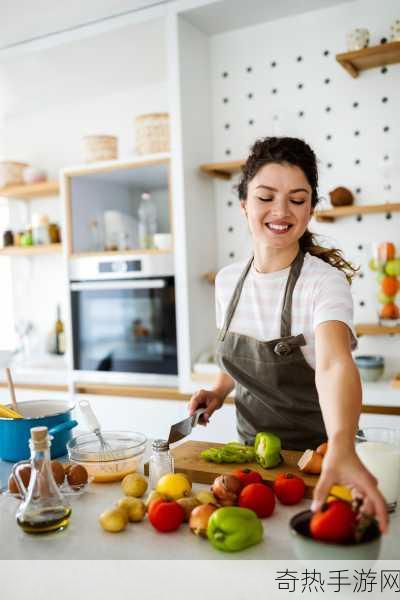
[189,137,388,532]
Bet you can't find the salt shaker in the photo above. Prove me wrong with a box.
[149,439,174,489]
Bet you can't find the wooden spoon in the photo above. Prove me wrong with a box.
[5,368,19,414]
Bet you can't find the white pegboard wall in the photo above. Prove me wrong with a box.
[209,0,400,377]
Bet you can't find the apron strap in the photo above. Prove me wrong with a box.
[219,256,253,341]
[280,250,305,338]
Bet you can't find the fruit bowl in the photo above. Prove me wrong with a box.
[289,510,381,560]
[67,431,147,483]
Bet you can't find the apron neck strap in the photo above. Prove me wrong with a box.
[219,256,253,341]
[280,250,305,338]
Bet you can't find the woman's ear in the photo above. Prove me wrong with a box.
[240,200,247,217]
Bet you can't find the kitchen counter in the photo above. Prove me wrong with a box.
[0,460,399,560]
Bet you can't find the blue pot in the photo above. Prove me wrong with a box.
[0,400,78,462]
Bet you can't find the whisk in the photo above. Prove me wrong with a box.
[78,400,118,461]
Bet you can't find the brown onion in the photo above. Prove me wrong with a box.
[189,503,217,537]
[211,474,243,506]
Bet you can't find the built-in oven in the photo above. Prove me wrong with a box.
[69,253,178,386]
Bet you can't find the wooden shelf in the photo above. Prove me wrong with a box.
[200,160,244,180]
[0,244,62,257]
[75,383,191,401]
[336,41,400,78]
[202,271,216,284]
[70,248,173,259]
[0,181,59,200]
[355,323,400,337]
[314,202,400,222]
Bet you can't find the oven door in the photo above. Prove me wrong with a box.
[71,277,177,376]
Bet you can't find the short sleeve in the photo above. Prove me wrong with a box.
[215,272,224,329]
[313,269,358,350]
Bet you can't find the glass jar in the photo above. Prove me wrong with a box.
[148,439,174,489]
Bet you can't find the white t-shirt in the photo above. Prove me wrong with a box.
[215,252,357,370]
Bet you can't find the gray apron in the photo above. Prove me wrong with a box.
[216,250,327,451]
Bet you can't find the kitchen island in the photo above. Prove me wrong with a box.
[0,460,399,560]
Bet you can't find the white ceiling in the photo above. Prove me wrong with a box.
[182,0,357,35]
[1,0,169,49]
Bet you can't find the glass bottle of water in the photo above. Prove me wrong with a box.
[149,439,174,489]
[138,192,158,249]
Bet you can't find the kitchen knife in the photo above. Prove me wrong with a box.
[167,408,207,445]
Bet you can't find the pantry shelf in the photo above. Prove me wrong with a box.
[0,181,60,200]
[70,248,173,259]
[314,202,400,222]
[355,323,400,336]
[336,40,400,78]
[0,244,62,257]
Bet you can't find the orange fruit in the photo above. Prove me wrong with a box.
[381,276,399,297]
[379,303,399,319]
[378,242,395,262]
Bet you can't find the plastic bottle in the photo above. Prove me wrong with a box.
[138,192,157,249]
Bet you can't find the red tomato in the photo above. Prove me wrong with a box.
[148,499,185,533]
[232,468,263,487]
[310,500,356,544]
[238,483,275,518]
[273,473,306,505]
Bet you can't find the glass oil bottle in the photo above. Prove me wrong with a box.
[13,426,71,534]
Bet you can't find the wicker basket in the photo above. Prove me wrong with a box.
[135,113,170,155]
[82,135,118,163]
[0,161,29,187]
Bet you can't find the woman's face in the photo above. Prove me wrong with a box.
[241,162,313,249]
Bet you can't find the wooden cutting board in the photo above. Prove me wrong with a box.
[145,440,319,498]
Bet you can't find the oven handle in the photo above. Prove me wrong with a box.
[70,279,166,291]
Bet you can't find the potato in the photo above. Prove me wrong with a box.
[99,508,127,532]
[121,473,148,498]
[117,497,146,523]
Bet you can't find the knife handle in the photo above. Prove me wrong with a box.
[192,407,207,427]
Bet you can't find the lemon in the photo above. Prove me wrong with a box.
[156,473,192,500]
[329,485,352,503]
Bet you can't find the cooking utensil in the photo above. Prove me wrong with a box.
[67,431,147,482]
[5,368,19,414]
[78,399,118,461]
[0,399,77,462]
[146,440,318,497]
[167,408,207,445]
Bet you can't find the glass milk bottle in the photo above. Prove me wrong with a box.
[138,192,158,249]
[149,439,174,489]
[13,426,71,534]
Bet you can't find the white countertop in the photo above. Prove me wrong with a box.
[0,460,399,560]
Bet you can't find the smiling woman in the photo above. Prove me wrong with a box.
[189,136,389,534]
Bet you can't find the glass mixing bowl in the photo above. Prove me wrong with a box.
[67,431,147,482]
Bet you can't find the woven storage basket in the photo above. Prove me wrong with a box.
[135,113,170,155]
[0,161,29,187]
[82,135,118,163]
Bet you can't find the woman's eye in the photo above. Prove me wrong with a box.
[257,196,273,202]
[290,199,306,205]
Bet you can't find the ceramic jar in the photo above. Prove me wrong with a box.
[346,28,370,51]
[390,19,400,42]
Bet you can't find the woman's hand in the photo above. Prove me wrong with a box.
[188,389,224,424]
[311,443,388,534]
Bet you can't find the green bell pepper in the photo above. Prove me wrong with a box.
[201,442,256,464]
[207,507,263,552]
[254,432,282,468]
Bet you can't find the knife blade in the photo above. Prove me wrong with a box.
[167,408,207,445]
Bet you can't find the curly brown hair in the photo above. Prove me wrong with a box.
[237,136,357,282]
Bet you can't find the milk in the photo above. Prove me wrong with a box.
[356,441,400,510]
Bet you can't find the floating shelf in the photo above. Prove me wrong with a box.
[314,202,400,222]
[70,248,173,259]
[336,40,400,78]
[355,323,400,336]
[200,160,244,180]
[0,244,62,257]
[0,181,60,200]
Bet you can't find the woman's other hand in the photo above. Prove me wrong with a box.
[188,389,224,424]
[311,443,388,534]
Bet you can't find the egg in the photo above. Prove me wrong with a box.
[67,464,89,489]
[8,466,31,494]
[51,461,66,486]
